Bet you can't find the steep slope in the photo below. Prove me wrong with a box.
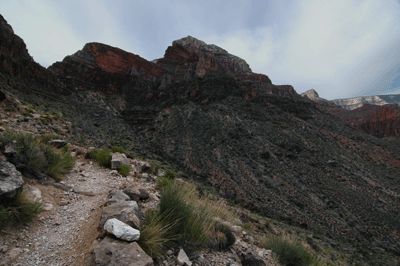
[1,14,400,263]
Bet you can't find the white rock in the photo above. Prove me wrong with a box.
[177,248,192,266]
[42,203,53,211]
[23,185,42,203]
[104,218,140,241]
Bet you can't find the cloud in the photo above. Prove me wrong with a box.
[205,0,400,99]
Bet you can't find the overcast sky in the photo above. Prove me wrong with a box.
[1,0,400,100]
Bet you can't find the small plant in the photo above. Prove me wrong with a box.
[156,176,174,189]
[265,236,321,266]
[90,148,112,167]
[111,146,126,154]
[44,146,75,182]
[0,190,43,227]
[164,170,177,180]
[137,209,176,257]
[118,164,131,176]
[40,134,54,144]
[71,122,77,128]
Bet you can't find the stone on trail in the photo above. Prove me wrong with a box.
[104,218,140,242]
[89,236,153,266]
[177,248,192,266]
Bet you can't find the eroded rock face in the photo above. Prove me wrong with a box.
[0,15,66,94]
[0,159,24,197]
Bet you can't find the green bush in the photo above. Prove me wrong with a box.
[118,164,131,176]
[111,146,126,154]
[44,146,75,181]
[156,176,174,189]
[0,190,43,227]
[164,170,177,180]
[90,148,112,167]
[265,237,321,266]
[0,131,75,181]
[40,134,55,144]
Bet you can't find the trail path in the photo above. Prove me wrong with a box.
[0,159,139,266]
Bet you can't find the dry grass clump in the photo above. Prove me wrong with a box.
[138,181,238,258]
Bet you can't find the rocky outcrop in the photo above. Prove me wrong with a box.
[0,15,66,95]
[333,95,390,110]
[339,104,400,138]
[0,159,24,197]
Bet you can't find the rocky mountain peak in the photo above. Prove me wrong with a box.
[301,89,320,99]
[172,35,252,74]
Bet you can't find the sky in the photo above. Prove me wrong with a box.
[1,0,400,100]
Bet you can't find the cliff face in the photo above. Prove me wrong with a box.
[0,15,65,95]
[303,89,400,138]
[1,16,400,258]
[333,95,389,110]
[340,104,400,138]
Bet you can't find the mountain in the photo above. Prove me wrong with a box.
[1,14,400,264]
[302,89,400,138]
[333,94,400,110]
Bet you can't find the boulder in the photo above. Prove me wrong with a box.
[104,190,131,206]
[48,139,67,148]
[99,200,142,229]
[22,185,42,202]
[111,152,129,170]
[89,236,153,266]
[123,185,150,202]
[237,251,265,266]
[177,249,192,266]
[104,218,140,241]
[0,159,24,197]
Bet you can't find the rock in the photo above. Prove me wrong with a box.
[104,190,131,206]
[104,218,140,241]
[0,159,24,197]
[42,203,53,211]
[90,236,153,266]
[48,139,67,148]
[111,152,130,170]
[0,126,5,132]
[237,251,265,266]
[177,249,192,266]
[99,200,142,229]
[8,248,22,259]
[123,185,150,201]
[0,245,9,253]
[22,184,42,203]
[4,143,16,154]
[327,160,338,167]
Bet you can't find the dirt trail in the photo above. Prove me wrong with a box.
[0,159,139,266]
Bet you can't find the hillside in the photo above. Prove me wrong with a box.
[1,14,400,265]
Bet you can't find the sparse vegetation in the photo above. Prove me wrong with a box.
[0,131,75,181]
[90,148,112,167]
[265,236,321,266]
[0,190,43,227]
[118,164,130,176]
[140,181,238,258]
[111,146,126,154]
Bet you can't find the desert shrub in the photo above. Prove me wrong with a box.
[90,148,112,167]
[156,176,174,190]
[40,134,54,144]
[118,164,131,176]
[44,146,75,181]
[164,170,177,180]
[265,236,321,266]
[138,209,176,257]
[144,181,237,254]
[111,146,126,154]
[0,131,75,181]
[0,190,43,227]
